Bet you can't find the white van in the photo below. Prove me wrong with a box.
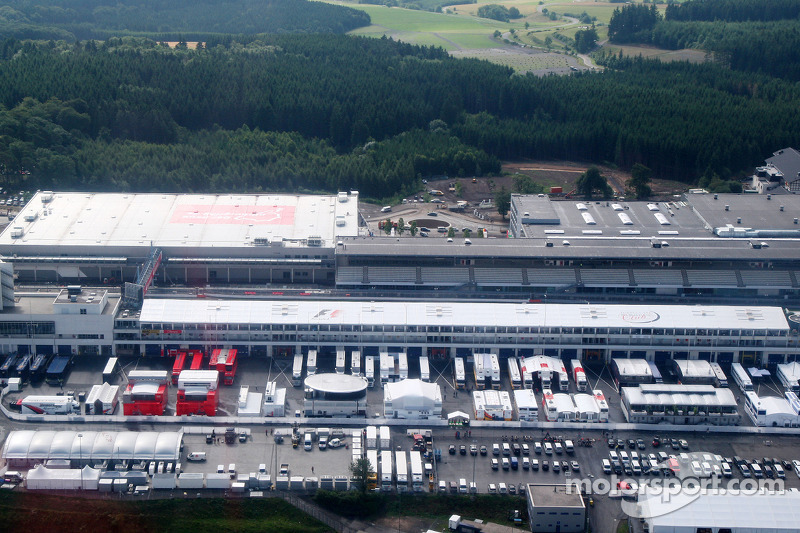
[228,463,236,479]
[602,459,612,474]
[752,463,763,478]
[498,482,507,494]
[304,433,313,451]
[459,478,467,494]
[544,442,553,455]
[381,206,392,213]
[632,460,642,475]
[564,440,574,454]
[502,443,511,456]
[554,442,563,455]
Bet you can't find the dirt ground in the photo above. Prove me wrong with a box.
[434,160,688,206]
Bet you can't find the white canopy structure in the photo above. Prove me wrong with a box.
[26,465,101,490]
[637,489,800,533]
[2,430,183,465]
[383,379,442,419]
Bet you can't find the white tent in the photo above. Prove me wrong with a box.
[26,465,100,490]
[383,379,442,419]
[447,411,470,426]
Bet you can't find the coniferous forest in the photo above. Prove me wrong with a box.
[0,0,799,198]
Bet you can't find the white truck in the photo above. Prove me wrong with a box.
[395,451,409,492]
[380,450,393,491]
[410,450,423,492]
[17,395,79,415]
[317,427,331,450]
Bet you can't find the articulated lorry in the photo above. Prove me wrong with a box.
[17,395,79,415]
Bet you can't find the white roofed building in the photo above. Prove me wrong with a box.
[473,390,513,421]
[513,389,538,421]
[636,488,800,533]
[672,359,716,385]
[383,379,442,420]
[743,390,800,427]
[621,384,740,425]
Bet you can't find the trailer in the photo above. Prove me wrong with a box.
[85,383,119,415]
[519,357,533,389]
[366,426,378,449]
[410,451,423,492]
[419,356,430,383]
[380,450,393,492]
[17,395,79,415]
[366,450,378,491]
[379,352,392,385]
[292,353,304,387]
[336,348,346,375]
[571,359,587,392]
[379,426,391,450]
[474,353,488,390]
[170,351,188,385]
[102,357,119,385]
[351,350,361,377]
[45,355,72,386]
[365,355,375,388]
[0,354,16,378]
[489,353,501,390]
[15,354,31,383]
[189,351,204,370]
[395,451,408,492]
[29,354,50,383]
[398,352,408,380]
[306,350,318,377]
[507,357,522,390]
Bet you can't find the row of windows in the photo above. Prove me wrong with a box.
[138,323,787,337]
[0,321,55,336]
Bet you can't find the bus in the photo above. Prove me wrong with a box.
[570,359,587,392]
[351,351,361,377]
[508,357,522,390]
[489,353,501,390]
[710,362,728,388]
[454,357,466,390]
[307,350,317,377]
[419,356,430,382]
[336,348,346,374]
[732,363,753,392]
[365,356,375,388]
[292,353,304,387]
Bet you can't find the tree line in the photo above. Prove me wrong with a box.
[1,35,800,197]
[0,0,371,41]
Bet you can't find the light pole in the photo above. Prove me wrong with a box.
[471,438,477,491]
[77,433,83,490]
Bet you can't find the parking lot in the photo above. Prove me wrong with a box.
[5,353,800,532]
